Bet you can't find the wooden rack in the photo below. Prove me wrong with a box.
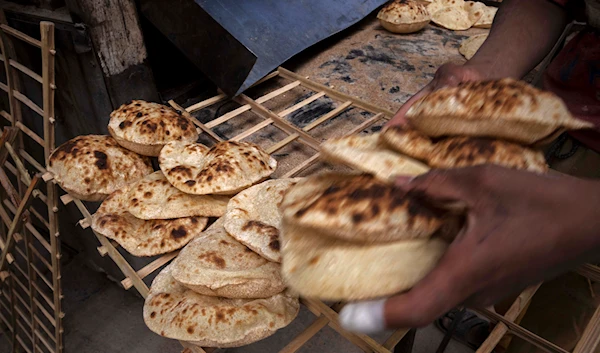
[0,17,62,353]
[47,65,600,353]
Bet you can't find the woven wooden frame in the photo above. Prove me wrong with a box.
[0,18,62,353]
[49,66,600,353]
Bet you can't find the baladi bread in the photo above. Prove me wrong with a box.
[91,184,207,257]
[170,219,286,298]
[319,133,429,182]
[48,135,153,202]
[159,141,277,195]
[280,173,458,243]
[406,79,594,145]
[224,178,301,263]
[431,5,482,31]
[459,33,488,60]
[108,100,199,156]
[426,0,464,17]
[473,3,497,28]
[280,220,448,300]
[126,171,230,220]
[381,126,548,173]
[377,0,431,34]
[144,264,299,348]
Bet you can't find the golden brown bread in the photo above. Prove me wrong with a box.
[144,264,299,348]
[108,100,199,156]
[406,79,593,144]
[377,0,431,34]
[381,126,548,172]
[91,183,207,257]
[280,173,459,243]
[48,135,153,201]
[159,141,277,195]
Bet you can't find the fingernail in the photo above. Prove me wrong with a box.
[339,299,387,334]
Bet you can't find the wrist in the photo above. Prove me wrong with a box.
[464,58,523,81]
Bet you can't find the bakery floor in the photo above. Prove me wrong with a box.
[0,254,472,353]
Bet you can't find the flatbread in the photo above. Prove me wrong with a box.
[108,100,199,156]
[377,0,431,34]
[280,220,448,300]
[159,141,277,195]
[459,33,488,60]
[431,5,482,31]
[144,264,299,348]
[426,0,464,16]
[224,178,301,263]
[48,135,153,202]
[319,134,429,182]
[126,171,230,220]
[91,184,207,257]
[280,173,459,243]
[381,127,548,172]
[406,78,594,144]
[170,219,286,298]
[473,4,497,28]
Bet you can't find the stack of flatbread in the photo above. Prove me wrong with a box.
[426,0,497,31]
[281,78,593,301]
[144,178,302,347]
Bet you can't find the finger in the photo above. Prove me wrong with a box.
[399,168,478,206]
[386,85,433,127]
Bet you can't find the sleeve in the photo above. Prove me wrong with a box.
[548,0,570,6]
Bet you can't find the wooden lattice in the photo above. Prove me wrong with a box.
[0,18,62,353]
[47,65,600,353]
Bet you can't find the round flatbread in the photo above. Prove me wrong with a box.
[405,78,594,145]
[377,0,431,34]
[280,220,448,300]
[223,178,301,263]
[91,183,207,257]
[108,100,199,156]
[48,135,153,201]
[170,219,286,298]
[459,33,488,60]
[159,141,277,195]
[431,4,482,31]
[426,0,465,17]
[126,171,230,220]
[381,127,548,173]
[280,173,459,243]
[319,133,429,182]
[473,4,497,28]
[144,264,299,348]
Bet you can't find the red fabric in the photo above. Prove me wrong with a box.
[542,28,600,152]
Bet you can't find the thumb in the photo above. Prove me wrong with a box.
[399,169,476,208]
[386,85,432,127]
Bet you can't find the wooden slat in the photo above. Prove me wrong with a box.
[33,297,55,326]
[278,91,326,117]
[16,121,45,146]
[13,89,44,116]
[0,24,42,48]
[383,330,410,350]
[29,207,50,230]
[16,333,34,353]
[236,94,321,151]
[278,67,395,117]
[303,101,352,131]
[34,315,55,344]
[477,307,568,353]
[302,298,389,353]
[121,251,179,290]
[32,281,55,311]
[28,243,52,271]
[576,264,600,282]
[25,222,51,252]
[8,58,43,84]
[283,153,320,178]
[572,304,600,353]
[20,149,46,173]
[31,263,52,289]
[0,110,11,122]
[0,175,40,270]
[186,93,227,113]
[36,328,55,353]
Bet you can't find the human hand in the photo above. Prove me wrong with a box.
[387,63,486,127]
[340,165,600,333]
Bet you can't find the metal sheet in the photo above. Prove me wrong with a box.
[142,0,387,96]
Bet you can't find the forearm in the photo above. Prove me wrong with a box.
[467,0,570,80]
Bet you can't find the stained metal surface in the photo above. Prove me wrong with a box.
[141,0,387,96]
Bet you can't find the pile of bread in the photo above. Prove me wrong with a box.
[47,101,300,347]
[279,78,593,301]
[377,0,497,34]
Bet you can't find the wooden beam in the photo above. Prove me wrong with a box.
[64,0,159,106]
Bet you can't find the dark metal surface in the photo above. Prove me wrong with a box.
[141,0,387,96]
